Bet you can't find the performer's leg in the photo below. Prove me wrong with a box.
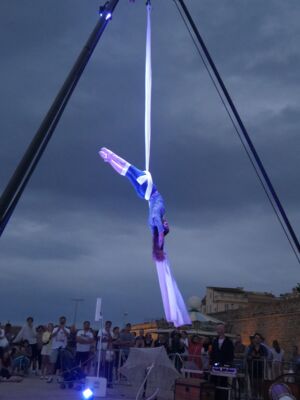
[99,147,147,198]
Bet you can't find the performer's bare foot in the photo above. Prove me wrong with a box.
[99,147,112,162]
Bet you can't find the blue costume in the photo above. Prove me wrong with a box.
[125,165,157,200]
[124,165,166,236]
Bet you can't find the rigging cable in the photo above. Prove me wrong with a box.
[174,0,300,263]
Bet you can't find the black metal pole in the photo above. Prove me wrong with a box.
[0,0,120,236]
[177,0,300,255]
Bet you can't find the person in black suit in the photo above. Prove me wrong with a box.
[210,323,234,400]
[211,323,234,366]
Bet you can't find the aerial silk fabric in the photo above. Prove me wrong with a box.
[155,256,191,327]
[145,4,190,327]
[145,1,152,173]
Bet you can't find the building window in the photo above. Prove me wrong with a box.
[225,304,229,311]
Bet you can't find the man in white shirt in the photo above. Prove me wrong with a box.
[13,316,38,372]
[98,320,113,351]
[47,316,70,383]
[76,321,94,373]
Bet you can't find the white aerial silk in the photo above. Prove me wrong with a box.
[145,2,190,327]
[145,1,152,174]
[155,257,191,327]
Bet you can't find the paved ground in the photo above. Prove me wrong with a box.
[0,376,135,400]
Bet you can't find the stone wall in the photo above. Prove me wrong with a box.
[210,297,300,356]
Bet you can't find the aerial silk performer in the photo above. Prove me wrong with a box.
[99,148,191,327]
[98,1,191,327]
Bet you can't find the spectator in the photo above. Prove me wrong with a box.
[210,324,234,400]
[112,326,121,378]
[11,340,31,375]
[234,334,246,370]
[47,316,70,383]
[170,331,185,371]
[76,321,94,374]
[135,329,145,348]
[233,334,246,394]
[154,334,169,353]
[96,321,113,377]
[68,325,77,355]
[0,323,9,359]
[180,331,189,356]
[247,333,268,399]
[201,337,211,371]
[4,323,14,345]
[144,333,154,348]
[13,316,38,373]
[99,321,113,351]
[119,323,135,363]
[211,324,234,366]
[1,350,12,379]
[40,323,54,379]
[188,334,202,370]
[270,340,284,379]
[0,349,23,382]
[290,345,300,373]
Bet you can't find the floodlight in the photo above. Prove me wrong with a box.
[82,388,94,400]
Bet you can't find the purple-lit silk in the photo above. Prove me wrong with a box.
[143,5,190,326]
[145,1,152,173]
[155,257,191,327]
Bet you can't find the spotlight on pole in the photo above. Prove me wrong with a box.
[82,387,94,400]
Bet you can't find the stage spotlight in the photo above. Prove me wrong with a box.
[82,388,94,400]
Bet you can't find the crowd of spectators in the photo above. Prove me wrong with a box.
[0,317,299,397]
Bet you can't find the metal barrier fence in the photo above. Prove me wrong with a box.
[62,348,300,399]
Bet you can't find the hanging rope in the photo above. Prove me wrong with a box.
[174,0,300,263]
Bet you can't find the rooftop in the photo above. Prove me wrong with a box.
[207,286,245,294]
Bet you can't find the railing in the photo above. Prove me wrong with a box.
[51,348,300,400]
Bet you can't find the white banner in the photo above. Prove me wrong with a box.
[95,298,102,322]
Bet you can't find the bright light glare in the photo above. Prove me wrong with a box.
[105,12,112,20]
[82,388,94,399]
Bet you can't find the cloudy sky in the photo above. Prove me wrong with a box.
[0,0,299,327]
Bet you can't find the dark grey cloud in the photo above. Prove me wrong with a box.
[0,0,299,326]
